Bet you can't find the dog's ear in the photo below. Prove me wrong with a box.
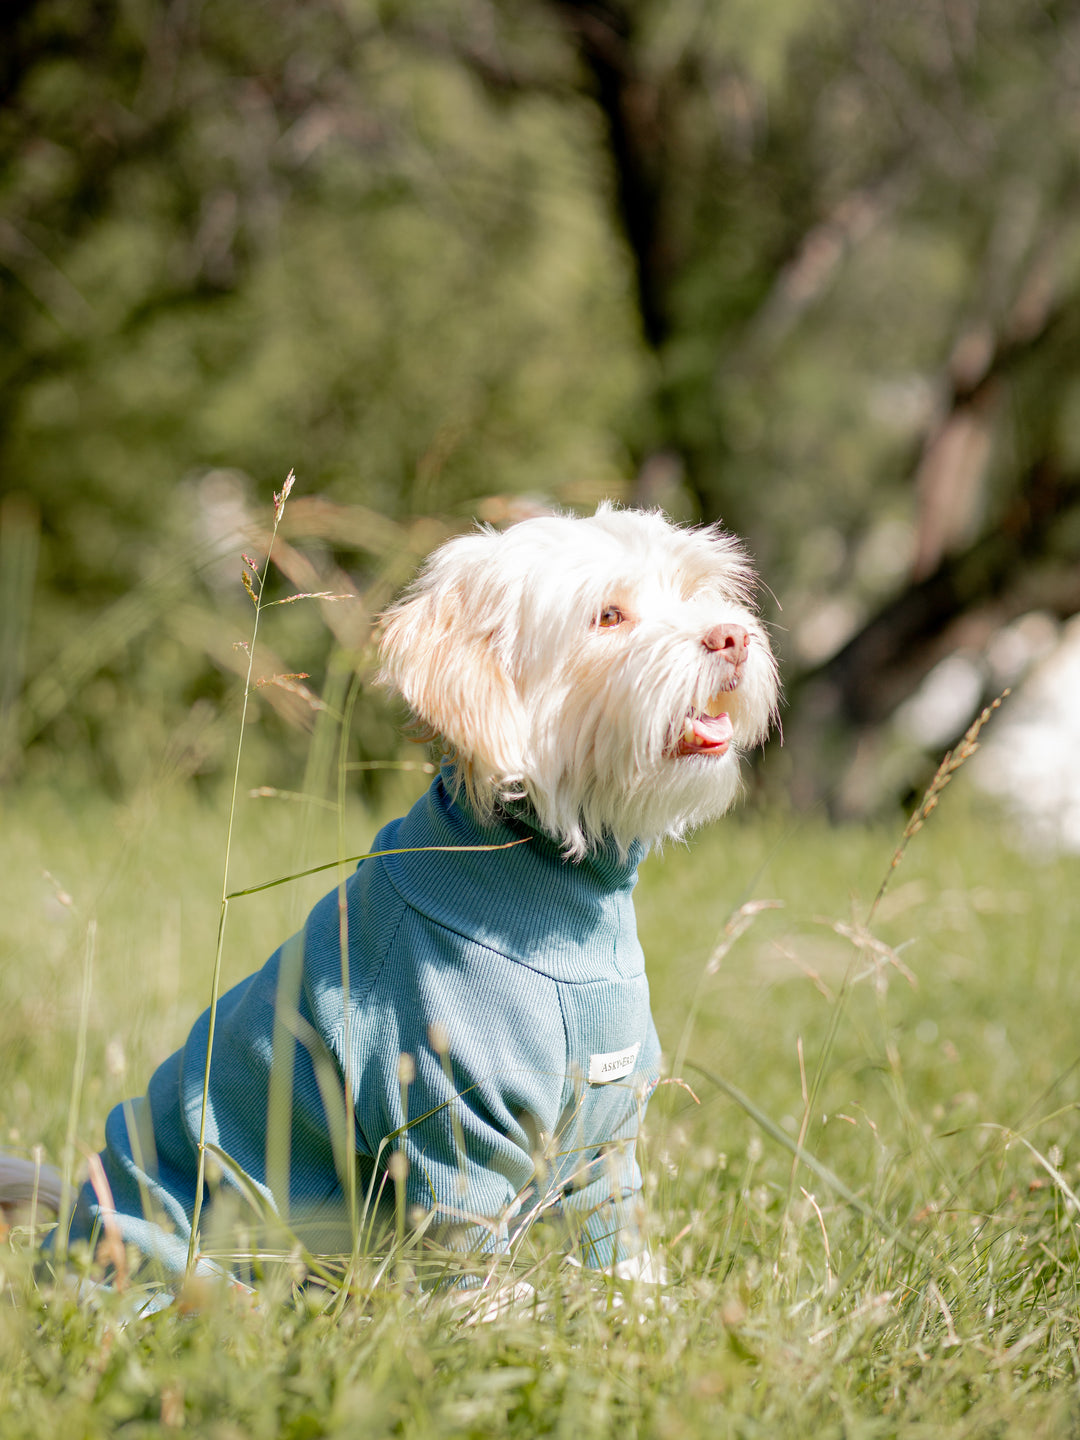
[377,532,530,781]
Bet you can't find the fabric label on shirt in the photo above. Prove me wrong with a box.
[588,1041,641,1085]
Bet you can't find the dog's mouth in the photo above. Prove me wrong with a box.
[674,705,734,758]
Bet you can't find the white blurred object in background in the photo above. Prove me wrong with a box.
[889,610,1080,851]
[972,613,1080,852]
[894,652,986,750]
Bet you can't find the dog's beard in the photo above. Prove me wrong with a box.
[497,626,775,859]
[527,748,744,861]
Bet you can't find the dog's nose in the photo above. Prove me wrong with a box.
[703,623,749,659]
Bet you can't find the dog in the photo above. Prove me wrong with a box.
[2,503,778,1287]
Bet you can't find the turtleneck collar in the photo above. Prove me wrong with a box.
[369,763,647,980]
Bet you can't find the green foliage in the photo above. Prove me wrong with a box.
[4,0,1080,793]
[642,0,1080,561]
[1,0,646,786]
[4,0,643,536]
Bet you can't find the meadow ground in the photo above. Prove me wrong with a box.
[2,763,1080,1439]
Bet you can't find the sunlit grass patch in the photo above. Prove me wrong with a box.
[4,767,1080,1435]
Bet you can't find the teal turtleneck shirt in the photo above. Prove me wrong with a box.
[66,766,662,1276]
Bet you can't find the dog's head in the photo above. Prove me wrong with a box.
[378,504,779,856]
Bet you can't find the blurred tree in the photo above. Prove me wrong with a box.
[444,0,1080,808]
[3,0,1080,807]
[0,0,645,787]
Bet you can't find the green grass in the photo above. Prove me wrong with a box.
[3,763,1080,1437]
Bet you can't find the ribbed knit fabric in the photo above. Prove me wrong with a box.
[62,764,661,1277]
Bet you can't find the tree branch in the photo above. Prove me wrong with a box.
[803,459,1080,728]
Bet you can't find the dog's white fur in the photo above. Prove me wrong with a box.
[379,503,779,858]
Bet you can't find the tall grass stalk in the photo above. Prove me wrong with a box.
[868,690,1009,924]
[790,691,1012,1207]
[54,918,96,1264]
[186,471,295,1274]
[336,674,363,1247]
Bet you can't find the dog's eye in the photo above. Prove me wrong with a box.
[597,605,624,628]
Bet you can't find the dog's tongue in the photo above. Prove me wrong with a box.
[692,712,734,748]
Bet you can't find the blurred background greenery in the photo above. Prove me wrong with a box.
[3,0,1080,819]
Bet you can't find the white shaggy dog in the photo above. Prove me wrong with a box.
[380,503,779,856]
[2,504,778,1290]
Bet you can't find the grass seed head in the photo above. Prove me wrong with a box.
[870,689,1010,920]
[273,469,296,523]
